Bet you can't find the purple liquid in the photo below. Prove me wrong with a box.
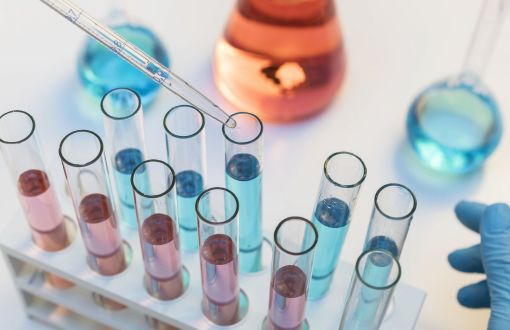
[142,213,182,280]
[79,193,125,275]
[200,234,239,325]
[268,265,307,329]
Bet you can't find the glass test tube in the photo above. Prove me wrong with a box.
[164,105,206,252]
[196,187,241,326]
[59,130,126,276]
[101,88,148,229]
[0,110,73,289]
[265,217,318,330]
[364,184,417,258]
[339,249,401,330]
[131,159,184,300]
[309,152,367,300]
[222,112,263,273]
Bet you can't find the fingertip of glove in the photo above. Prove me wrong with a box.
[482,203,510,234]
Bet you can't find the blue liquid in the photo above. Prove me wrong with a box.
[113,148,147,228]
[176,170,204,252]
[343,251,393,329]
[309,198,350,300]
[225,153,262,273]
[78,23,169,107]
[366,236,399,258]
[407,79,502,173]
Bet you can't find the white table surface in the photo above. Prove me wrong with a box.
[1,0,509,329]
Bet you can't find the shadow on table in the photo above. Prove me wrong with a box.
[393,139,483,209]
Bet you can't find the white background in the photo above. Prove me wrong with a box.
[1,0,509,329]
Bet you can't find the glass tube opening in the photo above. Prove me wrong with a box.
[274,217,318,256]
[0,110,35,144]
[196,187,239,226]
[101,88,142,120]
[374,183,417,220]
[324,152,367,188]
[222,112,263,145]
[59,130,104,168]
[131,159,176,199]
[355,249,401,290]
[164,105,205,139]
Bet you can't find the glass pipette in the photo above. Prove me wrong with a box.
[39,0,236,128]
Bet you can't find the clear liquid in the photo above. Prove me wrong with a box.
[407,79,502,173]
[113,148,147,228]
[78,23,169,107]
[225,153,262,272]
[268,265,307,329]
[176,170,204,252]
[309,197,349,299]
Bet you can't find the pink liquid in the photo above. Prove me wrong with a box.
[214,0,346,122]
[79,193,125,276]
[17,170,73,288]
[142,213,183,300]
[142,213,182,279]
[18,169,63,232]
[200,234,239,325]
[268,265,307,330]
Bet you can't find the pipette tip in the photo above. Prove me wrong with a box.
[225,117,237,129]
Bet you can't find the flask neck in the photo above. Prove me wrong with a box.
[461,0,508,80]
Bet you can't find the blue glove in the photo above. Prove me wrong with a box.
[448,201,510,330]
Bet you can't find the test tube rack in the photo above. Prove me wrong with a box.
[0,209,426,330]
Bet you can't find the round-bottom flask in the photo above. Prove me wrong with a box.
[406,75,502,173]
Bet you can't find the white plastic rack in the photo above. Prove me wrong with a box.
[0,210,426,330]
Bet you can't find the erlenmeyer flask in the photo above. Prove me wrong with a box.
[214,0,346,122]
[77,3,169,108]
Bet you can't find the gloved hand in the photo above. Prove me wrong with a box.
[448,201,510,330]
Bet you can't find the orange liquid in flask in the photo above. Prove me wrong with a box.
[214,0,346,122]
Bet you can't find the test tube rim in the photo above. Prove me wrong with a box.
[195,187,239,226]
[324,151,367,188]
[374,183,417,220]
[130,159,176,199]
[273,216,318,256]
[100,87,142,121]
[355,248,402,290]
[58,129,104,168]
[163,105,206,139]
[0,110,36,145]
[222,112,263,145]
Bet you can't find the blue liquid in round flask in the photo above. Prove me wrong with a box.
[407,75,502,173]
[406,0,506,174]
[78,18,169,108]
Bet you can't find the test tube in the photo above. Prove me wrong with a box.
[265,217,318,330]
[131,159,184,300]
[339,249,401,330]
[0,110,73,289]
[59,130,126,276]
[196,187,241,326]
[101,88,148,229]
[364,184,417,258]
[164,105,206,252]
[222,112,263,273]
[309,152,367,300]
